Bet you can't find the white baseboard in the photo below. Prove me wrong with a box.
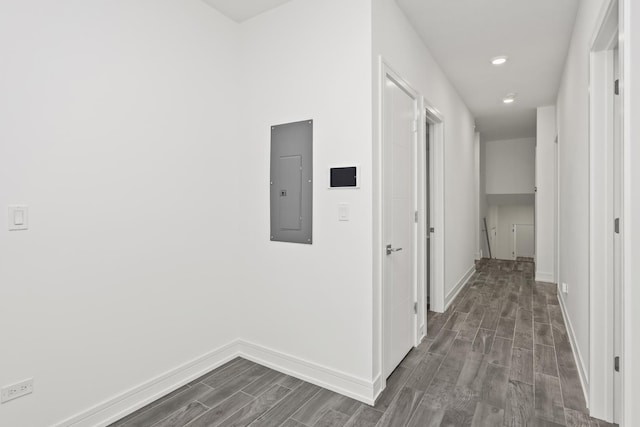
[237,340,375,405]
[55,340,376,427]
[445,265,476,310]
[372,373,383,404]
[475,251,482,260]
[557,293,590,405]
[55,341,241,427]
[536,271,555,283]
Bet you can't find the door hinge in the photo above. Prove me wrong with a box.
[414,211,418,223]
[615,356,620,372]
[412,119,418,133]
[615,79,620,95]
[615,218,620,234]
[413,302,418,314]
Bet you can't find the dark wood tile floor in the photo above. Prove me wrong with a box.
[109,259,615,427]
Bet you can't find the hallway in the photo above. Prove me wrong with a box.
[109,260,611,427]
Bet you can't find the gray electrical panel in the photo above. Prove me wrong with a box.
[270,120,313,244]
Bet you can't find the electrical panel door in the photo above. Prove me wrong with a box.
[270,120,313,244]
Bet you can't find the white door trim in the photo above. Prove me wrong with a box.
[374,56,446,396]
[421,103,445,316]
[378,58,419,384]
[588,0,621,421]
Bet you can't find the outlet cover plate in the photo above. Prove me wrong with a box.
[1,379,33,403]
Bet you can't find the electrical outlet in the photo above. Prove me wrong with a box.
[562,282,569,294]
[1,379,33,403]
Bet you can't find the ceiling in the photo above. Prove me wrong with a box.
[395,0,579,141]
[201,0,293,22]
[202,0,579,141]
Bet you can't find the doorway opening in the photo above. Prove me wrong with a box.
[420,105,445,319]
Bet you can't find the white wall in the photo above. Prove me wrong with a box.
[556,0,609,403]
[0,1,244,426]
[536,106,557,282]
[237,0,375,389]
[485,138,536,194]
[372,0,476,368]
[0,0,482,423]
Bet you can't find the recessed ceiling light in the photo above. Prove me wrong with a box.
[491,56,509,66]
[503,93,517,104]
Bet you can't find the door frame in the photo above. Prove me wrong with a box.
[588,0,623,421]
[374,57,446,394]
[378,61,419,381]
[513,224,534,259]
[420,104,445,320]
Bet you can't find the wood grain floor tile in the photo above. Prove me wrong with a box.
[376,387,423,427]
[217,384,290,427]
[343,406,383,427]
[429,329,459,356]
[186,392,254,427]
[241,369,286,397]
[427,313,449,339]
[121,384,214,427]
[471,401,504,427]
[405,353,443,391]
[473,329,495,354]
[503,380,534,427]
[312,409,351,427]
[405,402,445,427]
[276,375,303,391]
[373,367,411,412]
[279,419,307,427]
[444,311,469,331]
[109,386,192,427]
[535,344,559,377]
[564,408,597,427]
[152,402,208,427]
[480,308,500,331]
[496,317,516,339]
[251,382,321,427]
[480,363,509,409]
[535,323,555,347]
[488,337,513,367]
[534,373,566,425]
[292,389,350,425]
[200,365,269,408]
[201,359,256,389]
[510,348,534,385]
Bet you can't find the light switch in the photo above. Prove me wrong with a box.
[8,206,28,231]
[14,210,24,225]
[338,203,350,221]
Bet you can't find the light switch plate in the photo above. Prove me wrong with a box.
[8,205,28,231]
[338,203,350,221]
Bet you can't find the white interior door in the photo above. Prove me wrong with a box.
[514,224,535,258]
[383,74,416,378]
[613,44,622,424]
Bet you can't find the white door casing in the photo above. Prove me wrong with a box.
[382,72,417,378]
